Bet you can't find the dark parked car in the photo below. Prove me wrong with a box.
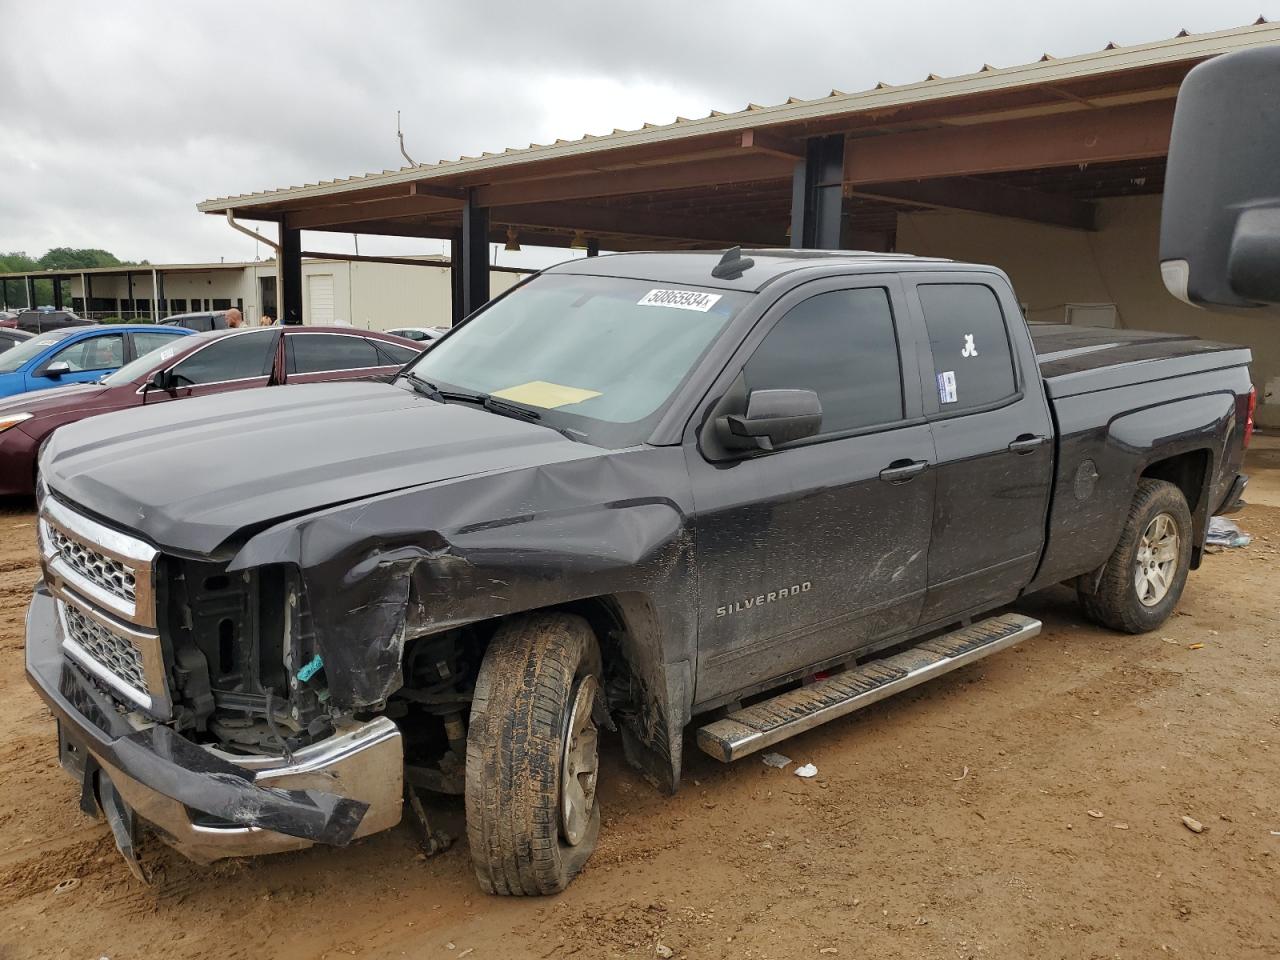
[159,311,231,333]
[0,328,33,355]
[1,309,95,333]
[0,325,421,496]
[25,250,1252,892]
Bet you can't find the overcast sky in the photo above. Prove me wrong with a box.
[1,1,1273,268]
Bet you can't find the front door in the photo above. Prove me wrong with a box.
[31,331,126,391]
[142,329,279,405]
[904,275,1055,624]
[688,277,935,705]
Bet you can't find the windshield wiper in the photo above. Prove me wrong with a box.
[482,395,542,421]
[403,372,444,402]
[432,387,542,421]
[409,380,582,440]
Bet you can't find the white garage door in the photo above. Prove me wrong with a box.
[307,274,335,325]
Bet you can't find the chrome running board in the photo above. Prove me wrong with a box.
[697,613,1041,762]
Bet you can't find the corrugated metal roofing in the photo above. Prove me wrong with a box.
[198,19,1279,214]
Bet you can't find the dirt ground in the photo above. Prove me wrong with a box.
[1,445,1277,960]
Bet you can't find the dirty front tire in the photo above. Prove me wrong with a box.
[1079,478,1193,633]
[465,612,603,896]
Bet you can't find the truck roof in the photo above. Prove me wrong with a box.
[547,248,956,291]
[1031,323,1251,398]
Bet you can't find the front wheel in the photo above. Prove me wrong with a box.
[465,612,603,895]
[1079,478,1193,633]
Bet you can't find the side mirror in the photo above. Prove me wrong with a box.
[1161,47,1280,312]
[721,388,822,452]
[44,361,71,378]
[145,369,172,392]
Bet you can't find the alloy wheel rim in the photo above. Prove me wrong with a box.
[1135,512,1179,607]
[559,674,599,847]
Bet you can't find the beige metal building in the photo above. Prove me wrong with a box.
[0,256,528,330]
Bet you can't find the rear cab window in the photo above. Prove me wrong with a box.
[916,283,1018,413]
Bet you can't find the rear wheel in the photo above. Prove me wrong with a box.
[1079,478,1192,633]
[465,612,603,895]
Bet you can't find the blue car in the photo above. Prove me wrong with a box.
[0,324,193,399]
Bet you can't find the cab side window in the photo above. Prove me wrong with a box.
[744,288,903,436]
[917,284,1017,412]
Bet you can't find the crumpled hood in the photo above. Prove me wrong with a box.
[42,380,598,556]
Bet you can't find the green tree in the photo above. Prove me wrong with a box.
[1,248,137,310]
[38,248,123,271]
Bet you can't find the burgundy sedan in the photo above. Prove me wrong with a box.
[0,325,422,496]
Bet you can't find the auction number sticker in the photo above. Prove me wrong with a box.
[937,370,958,404]
[637,288,722,312]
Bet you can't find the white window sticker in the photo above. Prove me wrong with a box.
[937,370,958,404]
[636,288,722,312]
[961,333,979,358]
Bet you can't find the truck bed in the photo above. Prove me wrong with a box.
[1031,323,1252,398]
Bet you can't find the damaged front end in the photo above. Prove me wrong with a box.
[26,495,404,872]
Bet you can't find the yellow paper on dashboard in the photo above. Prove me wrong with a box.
[492,380,602,409]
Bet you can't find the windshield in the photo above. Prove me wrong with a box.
[0,330,71,373]
[404,273,747,446]
[100,337,189,386]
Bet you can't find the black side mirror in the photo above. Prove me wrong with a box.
[721,388,822,452]
[43,361,71,378]
[1161,46,1280,312]
[145,369,172,392]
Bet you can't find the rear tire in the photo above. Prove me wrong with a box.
[1079,478,1192,633]
[465,612,603,896]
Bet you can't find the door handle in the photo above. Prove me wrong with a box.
[1008,434,1048,455]
[879,459,928,483]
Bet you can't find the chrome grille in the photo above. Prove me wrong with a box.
[62,603,148,698]
[40,496,170,717]
[46,524,137,605]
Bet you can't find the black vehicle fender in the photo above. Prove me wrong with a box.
[1108,392,1234,562]
[225,447,698,792]
[1036,388,1235,593]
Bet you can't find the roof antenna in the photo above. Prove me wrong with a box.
[712,245,755,280]
[397,110,417,167]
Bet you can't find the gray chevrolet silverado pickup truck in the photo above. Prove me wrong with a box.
[26,249,1252,893]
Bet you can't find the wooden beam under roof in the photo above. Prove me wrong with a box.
[491,201,784,246]
[284,193,460,229]
[844,99,1174,185]
[849,177,1097,231]
[473,153,795,207]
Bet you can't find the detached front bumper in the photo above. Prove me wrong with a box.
[25,584,403,865]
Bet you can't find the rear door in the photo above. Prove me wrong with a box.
[127,329,187,363]
[283,331,404,384]
[903,273,1054,624]
[688,276,936,704]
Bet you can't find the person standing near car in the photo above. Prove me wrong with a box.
[226,307,244,328]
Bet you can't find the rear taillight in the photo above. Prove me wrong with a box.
[1243,386,1257,448]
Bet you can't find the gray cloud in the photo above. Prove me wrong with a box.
[0,0,1272,265]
